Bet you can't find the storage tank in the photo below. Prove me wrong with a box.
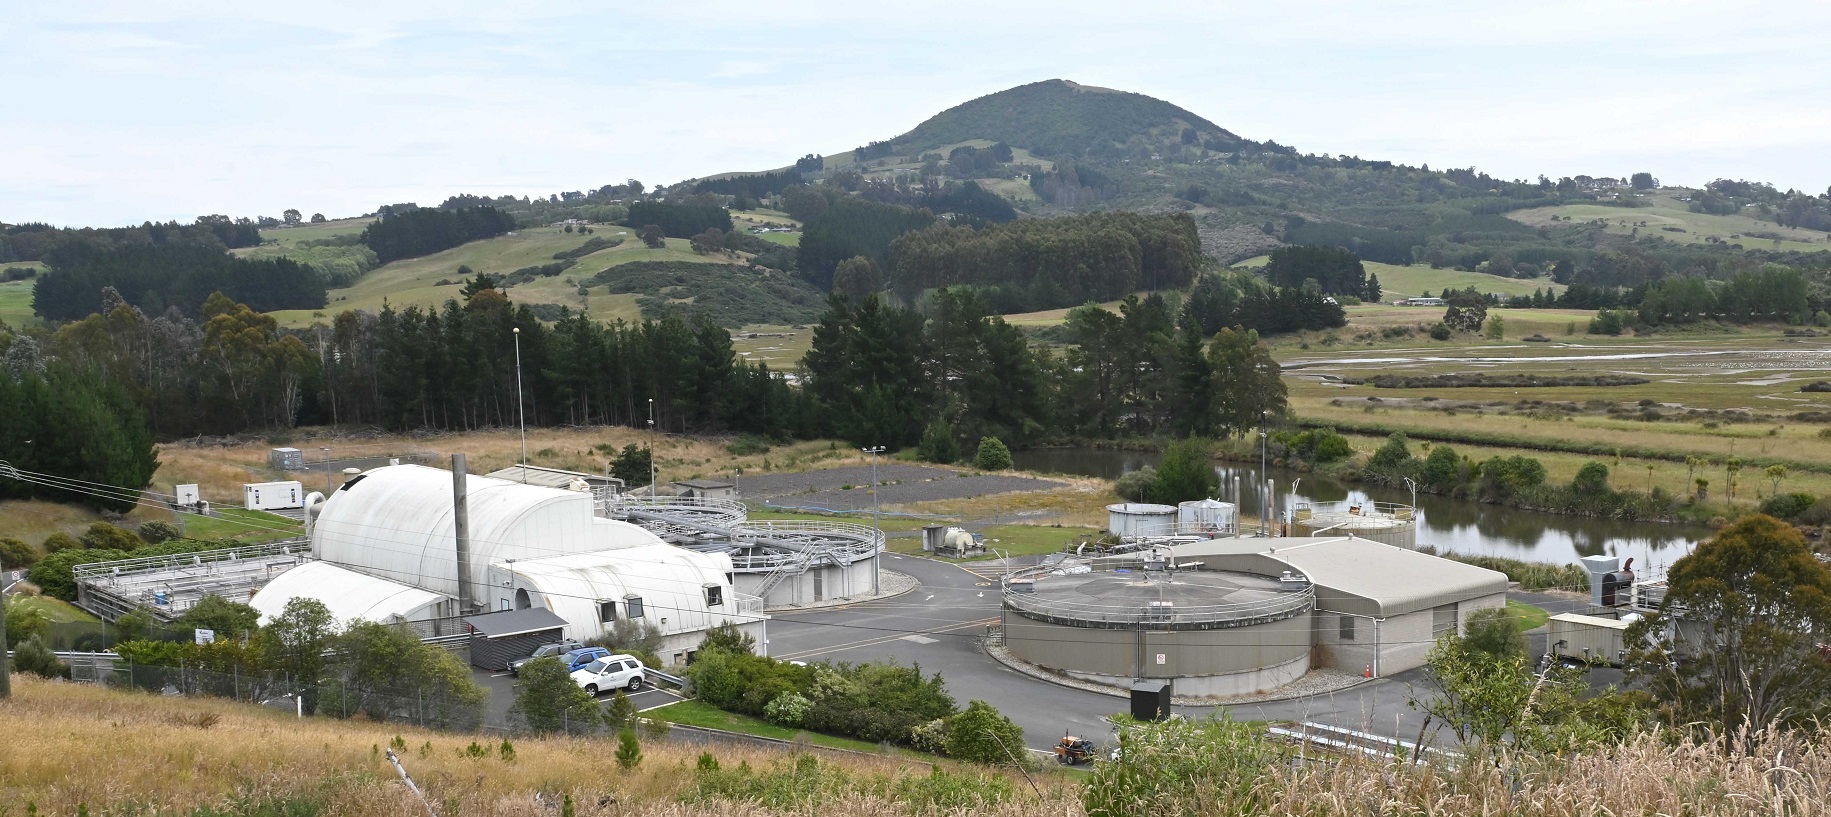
[1106,503,1177,538]
[1177,500,1235,536]
[1291,501,1416,548]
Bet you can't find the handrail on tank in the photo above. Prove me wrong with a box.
[1002,581,1313,626]
[1293,500,1415,523]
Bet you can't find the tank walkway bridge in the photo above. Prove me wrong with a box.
[594,494,883,599]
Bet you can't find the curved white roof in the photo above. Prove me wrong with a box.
[504,546,745,642]
[310,464,665,604]
[250,561,448,626]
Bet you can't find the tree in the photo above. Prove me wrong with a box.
[1571,461,1611,497]
[1484,314,1504,340]
[1152,437,1217,504]
[614,726,643,769]
[1459,606,1527,660]
[1765,464,1788,494]
[831,256,884,305]
[918,420,959,464]
[261,597,338,713]
[282,209,302,226]
[0,538,35,570]
[79,522,141,551]
[973,436,1012,470]
[943,700,1025,765]
[1442,288,1487,333]
[136,521,180,544]
[1629,515,1831,735]
[176,595,262,640]
[1114,466,1158,502]
[604,690,637,731]
[1204,327,1286,436]
[510,656,601,735]
[1367,432,1412,471]
[1363,272,1382,303]
[41,533,81,554]
[611,444,653,487]
[639,224,666,249]
[309,213,326,223]
[1630,172,1657,190]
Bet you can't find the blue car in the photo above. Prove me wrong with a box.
[560,647,610,672]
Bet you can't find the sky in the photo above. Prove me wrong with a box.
[4,1,1829,227]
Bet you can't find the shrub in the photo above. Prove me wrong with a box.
[763,691,812,727]
[1429,323,1452,340]
[1420,445,1462,489]
[12,635,68,679]
[79,522,142,551]
[614,727,642,770]
[5,596,51,646]
[942,700,1025,765]
[0,537,36,569]
[1367,432,1413,471]
[1152,437,1218,504]
[1760,492,1818,521]
[136,521,182,544]
[973,437,1012,470]
[725,436,771,456]
[918,421,960,464]
[40,533,81,554]
[1113,466,1158,502]
[1459,606,1527,659]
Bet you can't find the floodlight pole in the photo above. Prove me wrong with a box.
[1402,477,1417,514]
[863,445,886,594]
[647,398,656,494]
[512,327,526,481]
[1259,410,1268,536]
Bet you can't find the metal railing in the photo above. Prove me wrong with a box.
[1004,582,1313,628]
[1294,501,1416,525]
[72,540,308,582]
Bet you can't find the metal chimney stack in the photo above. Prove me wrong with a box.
[453,453,473,613]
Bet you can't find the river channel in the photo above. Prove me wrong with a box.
[1010,447,1711,571]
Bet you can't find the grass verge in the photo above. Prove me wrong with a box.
[652,698,893,754]
[1503,599,1551,631]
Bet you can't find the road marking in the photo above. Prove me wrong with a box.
[775,617,996,661]
[901,635,938,645]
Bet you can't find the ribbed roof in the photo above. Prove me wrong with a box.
[1172,536,1508,617]
[250,561,447,625]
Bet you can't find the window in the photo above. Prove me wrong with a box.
[1339,614,1356,641]
[705,585,724,607]
[1432,604,1459,639]
[625,596,644,619]
[599,600,617,623]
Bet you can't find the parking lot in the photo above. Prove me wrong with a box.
[472,663,686,729]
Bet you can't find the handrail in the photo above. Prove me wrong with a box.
[1003,585,1313,627]
[1294,500,1415,523]
[73,539,308,581]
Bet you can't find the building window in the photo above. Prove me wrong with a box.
[705,585,723,607]
[1339,614,1356,641]
[625,596,644,619]
[1432,604,1459,639]
[599,600,617,623]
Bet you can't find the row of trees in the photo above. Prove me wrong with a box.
[624,200,733,239]
[0,344,159,513]
[0,216,262,265]
[358,205,516,263]
[1184,270,1348,335]
[1261,244,1379,300]
[886,212,1202,311]
[32,243,326,321]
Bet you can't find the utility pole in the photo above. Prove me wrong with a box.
[647,398,656,494]
[512,327,526,480]
[862,445,886,594]
[0,586,10,699]
[1259,409,1268,536]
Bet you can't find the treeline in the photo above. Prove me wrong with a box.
[797,198,936,290]
[1028,162,1120,206]
[359,206,516,263]
[887,212,1201,311]
[692,169,802,201]
[1184,271,1347,335]
[1,217,262,264]
[32,243,326,321]
[1262,244,1377,298]
[1360,434,1679,520]
[1632,266,1811,325]
[624,201,733,238]
[0,356,159,513]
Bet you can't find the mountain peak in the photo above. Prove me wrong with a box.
[887,80,1243,159]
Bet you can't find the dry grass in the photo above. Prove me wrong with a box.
[0,676,1065,816]
[891,475,1114,528]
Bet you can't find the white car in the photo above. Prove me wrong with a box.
[570,654,647,696]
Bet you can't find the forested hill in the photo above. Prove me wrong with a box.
[885,79,1249,159]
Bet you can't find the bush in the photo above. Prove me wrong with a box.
[763,691,812,727]
[1429,323,1452,340]
[1113,466,1158,502]
[1759,492,1818,521]
[973,437,1012,471]
[11,635,68,679]
[40,533,81,554]
[136,521,182,544]
[0,537,36,569]
[614,727,642,770]
[1367,432,1413,471]
[918,421,960,464]
[1152,437,1218,504]
[79,522,142,551]
[725,436,771,456]
[5,596,50,647]
[1459,606,1527,659]
[942,700,1025,765]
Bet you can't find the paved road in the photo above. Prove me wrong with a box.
[766,553,1438,751]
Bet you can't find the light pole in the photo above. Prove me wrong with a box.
[646,398,656,495]
[862,445,886,595]
[1259,410,1268,536]
[1289,478,1301,536]
[512,327,526,480]
[1402,477,1417,515]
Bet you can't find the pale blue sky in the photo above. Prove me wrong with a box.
[4,1,1828,226]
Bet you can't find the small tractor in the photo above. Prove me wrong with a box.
[1054,734,1097,765]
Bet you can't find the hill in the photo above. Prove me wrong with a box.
[888,79,1248,159]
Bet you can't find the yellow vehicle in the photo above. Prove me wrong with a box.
[1054,735,1096,765]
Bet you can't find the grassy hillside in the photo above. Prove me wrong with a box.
[1362,261,1565,300]
[888,79,1243,158]
[269,226,740,328]
[1510,191,1829,253]
[246,217,374,250]
[0,276,36,327]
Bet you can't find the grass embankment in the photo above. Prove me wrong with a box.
[1505,599,1552,631]
[0,274,39,328]
[652,699,890,754]
[11,594,100,624]
[180,508,305,542]
[1,676,1046,816]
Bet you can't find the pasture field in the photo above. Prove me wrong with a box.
[244,216,373,251]
[731,325,814,369]
[1362,261,1564,300]
[731,208,802,246]
[268,227,740,328]
[1509,191,1829,253]
[0,277,37,327]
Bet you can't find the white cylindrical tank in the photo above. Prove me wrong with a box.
[1177,499,1236,534]
[1106,503,1177,537]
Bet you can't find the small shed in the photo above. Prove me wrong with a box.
[1548,612,1632,666]
[464,607,571,671]
[270,448,304,470]
[672,479,736,500]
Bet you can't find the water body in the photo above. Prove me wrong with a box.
[1011,447,1710,570]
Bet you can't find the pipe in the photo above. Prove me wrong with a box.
[452,454,473,614]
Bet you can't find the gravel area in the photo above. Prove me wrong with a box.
[764,569,918,612]
[742,464,1064,511]
[985,642,1375,706]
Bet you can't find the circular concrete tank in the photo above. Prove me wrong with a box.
[1106,503,1177,538]
[1002,561,1314,696]
[1292,501,1417,549]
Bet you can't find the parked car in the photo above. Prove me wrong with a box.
[560,646,611,673]
[506,639,583,675]
[571,654,647,696]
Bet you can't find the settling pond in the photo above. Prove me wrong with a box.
[1010,447,1710,571]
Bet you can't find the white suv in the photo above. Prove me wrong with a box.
[570,654,647,696]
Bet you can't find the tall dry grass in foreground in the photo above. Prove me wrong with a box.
[0,676,1067,816]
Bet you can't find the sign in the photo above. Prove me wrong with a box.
[194,628,216,645]
[1155,653,1166,665]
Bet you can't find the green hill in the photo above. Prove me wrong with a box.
[888,79,1246,158]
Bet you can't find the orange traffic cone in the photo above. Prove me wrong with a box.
[1364,664,1372,678]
